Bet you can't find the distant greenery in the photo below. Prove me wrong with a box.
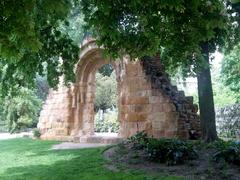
[94,68,117,112]
[94,109,119,133]
[0,138,181,180]
[98,64,114,77]
[94,65,119,133]
[59,4,86,46]
[221,43,240,102]
[0,75,48,133]
[1,87,42,133]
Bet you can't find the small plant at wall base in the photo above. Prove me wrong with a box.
[33,129,41,138]
[127,131,149,150]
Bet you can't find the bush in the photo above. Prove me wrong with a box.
[212,140,240,165]
[33,129,41,138]
[127,131,149,150]
[127,132,198,165]
[146,138,198,165]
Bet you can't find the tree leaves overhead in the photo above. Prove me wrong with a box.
[81,0,238,76]
[0,0,80,95]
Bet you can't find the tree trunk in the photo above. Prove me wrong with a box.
[197,43,218,142]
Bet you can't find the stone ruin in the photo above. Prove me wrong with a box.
[38,39,201,143]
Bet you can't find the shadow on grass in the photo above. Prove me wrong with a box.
[0,138,182,180]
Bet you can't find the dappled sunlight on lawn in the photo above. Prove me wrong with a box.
[0,138,182,180]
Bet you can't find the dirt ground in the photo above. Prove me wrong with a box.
[103,144,240,180]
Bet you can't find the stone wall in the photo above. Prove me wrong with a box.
[141,56,201,139]
[38,39,201,141]
[37,86,74,141]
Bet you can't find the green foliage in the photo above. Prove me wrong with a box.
[221,43,240,102]
[94,109,119,133]
[146,138,198,165]
[2,87,42,133]
[127,131,149,150]
[0,0,80,95]
[36,75,49,100]
[81,0,235,75]
[213,82,237,108]
[98,64,114,77]
[94,70,117,112]
[59,3,86,45]
[212,140,240,165]
[33,128,41,138]
[127,132,198,165]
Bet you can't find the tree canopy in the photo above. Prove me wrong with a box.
[81,0,236,74]
[0,0,80,95]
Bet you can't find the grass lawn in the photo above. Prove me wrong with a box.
[0,138,182,180]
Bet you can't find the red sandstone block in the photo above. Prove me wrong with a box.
[178,130,189,139]
[163,103,176,112]
[165,112,179,122]
[128,97,149,104]
[134,104,151,113]
[121,97,127,105]
[165,131,177,137]
[126,113,148,122]
[149,96,162,103]
[151,104,163,112]
[125,64,139,76]
[152,130,165,138]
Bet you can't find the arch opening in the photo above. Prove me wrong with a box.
[94,64,119,137]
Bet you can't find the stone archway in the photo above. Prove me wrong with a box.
[38,39,201,142]
[72,41,121,138]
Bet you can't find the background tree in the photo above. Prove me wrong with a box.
[94,65,118,133]
[221,43,240,102]
[94,67,117,112]
[2,87,42,133]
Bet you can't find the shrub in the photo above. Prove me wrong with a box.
[33,129,41,138]
[127,131,149,150]
[146,138,198,165]
[127,132,198,165]
[212,140,240,165]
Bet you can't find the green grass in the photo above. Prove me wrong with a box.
[0,138,183,180]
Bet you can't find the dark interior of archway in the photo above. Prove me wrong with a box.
[94,64,119,134]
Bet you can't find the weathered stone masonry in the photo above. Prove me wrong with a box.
[38,39,201,142]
